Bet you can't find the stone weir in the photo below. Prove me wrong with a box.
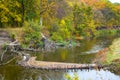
[18,57,103,70]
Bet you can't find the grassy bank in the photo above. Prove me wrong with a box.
[93,37,120,75]
[99,38,120,75]
[105,38,120,65]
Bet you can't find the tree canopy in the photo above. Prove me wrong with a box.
[0,0,120,39]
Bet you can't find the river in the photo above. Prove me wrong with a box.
[0,36,120,80]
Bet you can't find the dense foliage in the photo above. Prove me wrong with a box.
[22,21,42,48]
[0,0,120,41]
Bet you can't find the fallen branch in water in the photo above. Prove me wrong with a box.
[1,47,7,62]
[0,56,17,66]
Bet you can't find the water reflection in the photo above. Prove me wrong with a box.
[19,69,65,80]
[1,67,120,80]
[35,36,115,64]
[65,69,120,80]
[83,44,104,54]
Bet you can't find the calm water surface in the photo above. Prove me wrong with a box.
[0,36,120,80]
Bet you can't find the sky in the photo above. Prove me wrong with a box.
[109,0,120,3]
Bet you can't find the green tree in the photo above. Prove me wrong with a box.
[101,1,120,26]
[94,0,120,26]
[0,0,22,27]
[51,19,72,42]
[18,0,38,24]
[22,21,41,48]
[73,3,96,37]
[36,0,56,26]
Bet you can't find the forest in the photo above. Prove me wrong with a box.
[1,0,120,44]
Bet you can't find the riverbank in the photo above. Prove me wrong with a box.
[105,38,120,75]
[0,28,120,71]
[94,38,120,75]
[0,28,81,52]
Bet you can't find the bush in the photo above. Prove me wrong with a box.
[22,21,42,47]
[51,32,63,42]
[51,19,72,42]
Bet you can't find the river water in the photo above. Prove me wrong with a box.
[0,36,120,80]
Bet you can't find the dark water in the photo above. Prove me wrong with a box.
[0,36,120,80]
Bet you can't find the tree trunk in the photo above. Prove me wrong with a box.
[21,0,25,26]
[40,15,43,26]
[40,0,43,26]
[89,29,95,39]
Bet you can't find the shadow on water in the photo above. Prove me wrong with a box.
[0,36,120,80]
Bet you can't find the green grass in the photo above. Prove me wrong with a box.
[104,38,120,65]
[105,52,120,64]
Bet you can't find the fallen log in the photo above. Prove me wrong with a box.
[18,57,103,70]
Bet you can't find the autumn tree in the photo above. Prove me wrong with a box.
[35,0,56,27]
[0,0,22,27]
[73,3,96,37]
[94,0,120,27]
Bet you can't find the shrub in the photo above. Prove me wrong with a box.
[51,19,72,42]
[51,32,63,42]
[22,21,42,47]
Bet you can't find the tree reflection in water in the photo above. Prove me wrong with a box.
[18,69,65,80]
[0,74,4,80]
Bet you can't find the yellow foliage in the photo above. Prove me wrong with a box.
[14,15,22,22]
[61,50,67,61]
[1,16,8,22]
[60,19,66,26]
[15,1,21,7]
[66,1,73,7]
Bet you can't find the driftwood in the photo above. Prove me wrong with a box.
[23,48,42,52]
[0,41,22,66]
[18,57,103,70]
[6,40,22,51]
[0,47,7,61]
[0,56,17,66]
